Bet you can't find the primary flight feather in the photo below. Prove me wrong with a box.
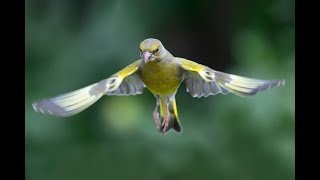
[32,38,285,134]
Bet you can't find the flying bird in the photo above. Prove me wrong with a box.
[32,38,285,134]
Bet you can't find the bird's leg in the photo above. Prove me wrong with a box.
[161,102,170,133]
[153,100,160,130]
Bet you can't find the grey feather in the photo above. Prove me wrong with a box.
[183,71,229,98]
[32,83,104,117]
[182,67,284,98]
[213,70,285,97]
[105,73,145,96]
[33,72,145,117]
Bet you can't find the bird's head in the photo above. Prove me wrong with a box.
[139,38,165,63]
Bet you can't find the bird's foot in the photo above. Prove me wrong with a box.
[161,112,170,134]
[153,110,160,130]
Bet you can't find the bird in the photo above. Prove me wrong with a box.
[32,38,285,135]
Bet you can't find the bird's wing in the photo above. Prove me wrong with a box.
[176,58,285,98]
[32,60,145,117]
[104,59,145,96]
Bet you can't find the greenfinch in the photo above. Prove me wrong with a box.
[32,38,285,134]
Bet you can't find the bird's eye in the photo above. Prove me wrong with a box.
[153,48,159,54]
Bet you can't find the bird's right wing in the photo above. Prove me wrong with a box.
[177,58,285,98]
[103,60,145,96]
[32,60,145,117]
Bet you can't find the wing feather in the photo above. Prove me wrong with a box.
[33,60,145,116]
[177,58,285,98]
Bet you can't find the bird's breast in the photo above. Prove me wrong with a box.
[138,61,183,95]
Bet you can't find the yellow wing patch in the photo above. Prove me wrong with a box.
[176,58,207,72]
[115,60,140,79]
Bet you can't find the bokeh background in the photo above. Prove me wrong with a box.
[25,0,295,180]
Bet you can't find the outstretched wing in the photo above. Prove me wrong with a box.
[177,58,285,98]
[32,60,145,117]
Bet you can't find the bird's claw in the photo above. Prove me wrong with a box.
[153,110,160,130]
[161,113,170,134]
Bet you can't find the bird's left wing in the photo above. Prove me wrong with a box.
[32,60,145,117]
[177,58,285,98]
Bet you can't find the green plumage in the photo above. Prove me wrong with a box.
[139,60,182,95]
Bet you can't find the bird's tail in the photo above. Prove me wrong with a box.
[159,98,182,134]
[32,83,105,117]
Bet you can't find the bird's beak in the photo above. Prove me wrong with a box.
[142,51,155,63]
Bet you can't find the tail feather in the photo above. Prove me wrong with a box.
[159,98,182,134]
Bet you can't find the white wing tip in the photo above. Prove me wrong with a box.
[32,101,40,112]
[32,102,37,110]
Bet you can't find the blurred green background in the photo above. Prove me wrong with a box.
[25,0,295,180]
